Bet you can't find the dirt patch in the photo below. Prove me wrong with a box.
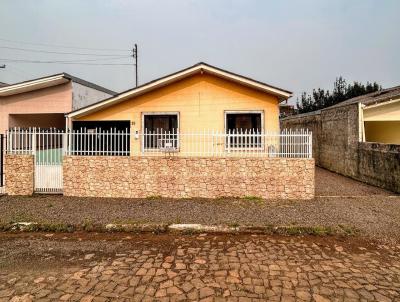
[0,168,398,243]
[0,232,395,273]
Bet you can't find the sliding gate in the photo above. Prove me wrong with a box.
[34,130,64,193]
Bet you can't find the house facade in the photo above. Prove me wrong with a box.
[0,73,115,134]
[5,63,315,200]
[66,62,292,154]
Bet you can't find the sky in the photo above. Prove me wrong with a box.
[0,0,399,104]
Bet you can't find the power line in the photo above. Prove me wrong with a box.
[0,58,134,66]
[0,45,130,57]
[0,37,129,52]
[0,56,131,63]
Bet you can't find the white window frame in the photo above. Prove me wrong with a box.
[141,112,180,152]
[223,110,265,151]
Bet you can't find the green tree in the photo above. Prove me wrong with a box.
[296,77,381,114]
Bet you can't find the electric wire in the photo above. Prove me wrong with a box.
[0,45,130,57]
[0,37,129,52]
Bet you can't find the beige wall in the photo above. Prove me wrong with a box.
[365,121,400,144]
[9,113,65,129]
[75,74,281,153]
[0,82,72,134]
[63,156,315,200]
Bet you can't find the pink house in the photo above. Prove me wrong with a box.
[0,73,115,134]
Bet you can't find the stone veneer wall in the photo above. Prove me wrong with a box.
[5,154,34,196]
[63,156,315,199]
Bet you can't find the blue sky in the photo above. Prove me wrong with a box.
[0,0,399,103]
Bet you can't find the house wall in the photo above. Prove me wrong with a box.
[75,73,281,154]
[0,82,72,134]
[281,103,400,193]
[63,156,315,199]
[363,99,400,121]
[364,121,400,144]
[71,82,114,111]
[5,155,34,196]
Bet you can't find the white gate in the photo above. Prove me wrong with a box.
[33,130,64,193]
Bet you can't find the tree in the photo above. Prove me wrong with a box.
[296,77,381,114]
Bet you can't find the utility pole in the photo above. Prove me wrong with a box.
[132,44,138,87]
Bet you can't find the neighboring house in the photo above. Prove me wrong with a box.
[281,86,400,193]
[66,62,292,154]
[0,73,116,134]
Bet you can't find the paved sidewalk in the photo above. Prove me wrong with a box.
[0,233,399,301]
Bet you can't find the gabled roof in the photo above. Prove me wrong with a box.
[67,62,292,119]
[0,73,116,97]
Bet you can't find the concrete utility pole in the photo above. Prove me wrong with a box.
[132,44,138,87]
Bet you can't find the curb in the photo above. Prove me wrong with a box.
[0,222,358,236]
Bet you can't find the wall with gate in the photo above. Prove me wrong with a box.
[4,129,315,198]
[63,156,315,199]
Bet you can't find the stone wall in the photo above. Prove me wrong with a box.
[5,155,34,196]
[358,143,400,193]
[63,156,315,200]
[281,104,400,193]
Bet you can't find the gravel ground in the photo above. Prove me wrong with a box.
[0,167,398,242]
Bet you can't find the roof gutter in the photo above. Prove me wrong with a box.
[0,74,68,97]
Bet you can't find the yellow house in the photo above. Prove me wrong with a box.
[66,62,292,154]
[363,97,400,144]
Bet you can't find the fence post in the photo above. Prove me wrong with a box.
[32,128,36,156]
[63,129,68,156]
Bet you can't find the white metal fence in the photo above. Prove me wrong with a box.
[7,128,312,158]
[7,128,64,193]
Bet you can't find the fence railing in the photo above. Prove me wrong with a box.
[6,128,312,158]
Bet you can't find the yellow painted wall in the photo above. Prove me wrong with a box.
[363,99,400,121]
[75,73,281,154]
[364,121,400,144]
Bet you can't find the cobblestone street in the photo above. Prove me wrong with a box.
[0,233,399,301]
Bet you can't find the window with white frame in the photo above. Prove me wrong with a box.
[142,112,179,150]
[224,111,263,149]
